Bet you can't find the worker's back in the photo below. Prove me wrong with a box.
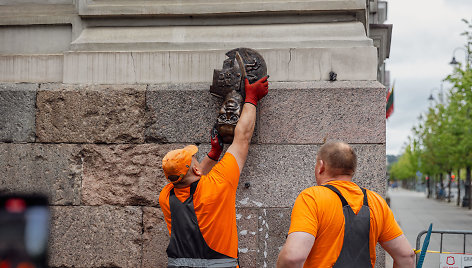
[289,180,403,267]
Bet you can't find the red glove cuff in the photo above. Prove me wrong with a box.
[207,150,221,161]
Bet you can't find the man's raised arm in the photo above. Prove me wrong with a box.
[200,124,224,174]
[227,76,268,173]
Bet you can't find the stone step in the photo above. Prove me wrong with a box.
[64,22,377,83]
[70,23,372,51]
[0,55,63,82]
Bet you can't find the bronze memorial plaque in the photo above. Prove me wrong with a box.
[210,48,267,143]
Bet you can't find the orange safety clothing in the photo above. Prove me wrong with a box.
[289,180,403,267]
[159,152,240,259]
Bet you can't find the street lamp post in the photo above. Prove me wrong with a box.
[463,166,471,208]
[428,85,444,105]
[448,47,471,208]
[449,47,471,68]
[463,108,471,208]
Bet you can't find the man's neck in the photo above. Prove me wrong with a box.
[321,175,352,185]
[173,175,201,188]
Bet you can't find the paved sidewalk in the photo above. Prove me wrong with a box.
[385,188,472,268]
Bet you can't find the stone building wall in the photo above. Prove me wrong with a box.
[0,81,386,267]
[0,1,390,267]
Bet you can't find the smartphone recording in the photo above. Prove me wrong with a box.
[0,194,49,268]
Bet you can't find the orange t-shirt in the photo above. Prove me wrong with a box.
[159,152,240,259]
[289,180,403,267]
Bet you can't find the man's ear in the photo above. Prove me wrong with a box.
[192,165,202,176]
[318,159,325,174]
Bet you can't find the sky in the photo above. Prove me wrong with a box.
[385,0,472,155]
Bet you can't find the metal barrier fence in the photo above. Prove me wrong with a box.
[416,229,472,264]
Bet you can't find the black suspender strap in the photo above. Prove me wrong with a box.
[323,184,369,207]
[169,180,200,199]
[190,180,199,196]
[323,184,349,206]
[167,180,238,267]
[361,187,368,206]
[322,183,372,268]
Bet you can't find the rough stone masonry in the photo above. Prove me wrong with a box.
[0,81,386,268]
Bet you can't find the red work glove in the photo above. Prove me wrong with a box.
[244,76,269,106]
[207,124,223,161]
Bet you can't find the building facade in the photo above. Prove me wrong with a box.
[0,0,391,267]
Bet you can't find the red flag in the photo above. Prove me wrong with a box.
[386,83,394,119]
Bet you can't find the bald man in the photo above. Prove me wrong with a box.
[277,142,415,268]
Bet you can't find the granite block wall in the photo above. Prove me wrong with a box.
[0,84,36,142]
[0,81,386,267]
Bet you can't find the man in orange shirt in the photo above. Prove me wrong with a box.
[159,76,268,268]
[277,142,415,268]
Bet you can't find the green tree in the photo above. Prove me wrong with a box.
[394,18,472,204]
[390,141,419,188]
[443,18,472,206]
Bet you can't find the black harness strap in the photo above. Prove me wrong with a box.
[322,184,372,268]
[167,180,237,268]
[324,184,368,207]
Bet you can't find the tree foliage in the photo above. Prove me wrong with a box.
[390,143,418,180]
[391,19,472,181]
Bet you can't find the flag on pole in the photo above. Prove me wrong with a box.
[386,82,394,119]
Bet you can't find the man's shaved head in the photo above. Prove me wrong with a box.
[317,142,357,176]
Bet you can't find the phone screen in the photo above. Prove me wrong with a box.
[0,194,49,268]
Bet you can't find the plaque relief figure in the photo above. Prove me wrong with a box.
[210,48,267,143]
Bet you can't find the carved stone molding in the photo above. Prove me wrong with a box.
[77,0,366,17]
